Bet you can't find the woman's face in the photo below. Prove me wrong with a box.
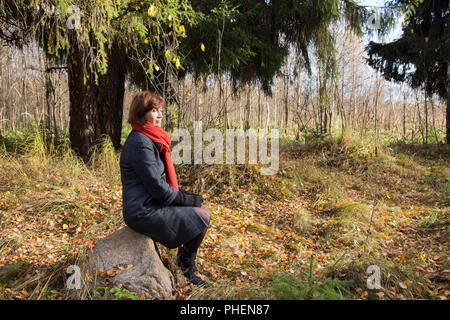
[144,106,163,127]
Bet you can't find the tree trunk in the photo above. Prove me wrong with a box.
[425,92,428,144]
[447,63,450,144]
[96,41,127,150]
[446,95,449,144]
[258,85,261,128]
[403,91,407,140]
[67,32,127,161]
[67,33,97,161]
[374,88,378,138]
[244,84,251,130]
[0,50,3,135]
[283,66,289,134]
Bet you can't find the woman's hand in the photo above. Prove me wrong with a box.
[171,189,203,207]
[181,187,204,207]
[180,187,203,198]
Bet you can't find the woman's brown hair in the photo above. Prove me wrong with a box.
[128,91,165,125]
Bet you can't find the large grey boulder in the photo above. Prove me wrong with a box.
[80,227,174,298]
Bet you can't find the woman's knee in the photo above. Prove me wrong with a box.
[194,207,211,226]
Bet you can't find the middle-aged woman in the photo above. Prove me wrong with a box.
[120,91,212,287]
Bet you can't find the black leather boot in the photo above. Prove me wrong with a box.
[177,246,209,287]
[188,250,213,278]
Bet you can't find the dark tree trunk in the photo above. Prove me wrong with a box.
[95,41,127,150]
[447,95,449,144]
[67,32,127,162]
[244,85,251,131]
[67,32,97,161]
[43,54,57,142]
[447,63,450,144]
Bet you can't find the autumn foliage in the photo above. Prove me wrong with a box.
[0,129,448,300]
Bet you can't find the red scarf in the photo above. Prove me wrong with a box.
[131,122,179,191]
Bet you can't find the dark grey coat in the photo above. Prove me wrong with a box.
[120,130,207,249]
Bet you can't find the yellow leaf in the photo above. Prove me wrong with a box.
[148,5,156,17]
[200,43,205,52]
[179,25,185,36]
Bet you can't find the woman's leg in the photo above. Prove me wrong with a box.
[177,207,212,286]
[183,207,210,252]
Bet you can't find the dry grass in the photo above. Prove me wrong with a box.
[0,128,448,300]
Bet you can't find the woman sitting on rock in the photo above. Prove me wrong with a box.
[120,90,211,287]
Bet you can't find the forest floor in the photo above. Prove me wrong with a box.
[0,130,448,300]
